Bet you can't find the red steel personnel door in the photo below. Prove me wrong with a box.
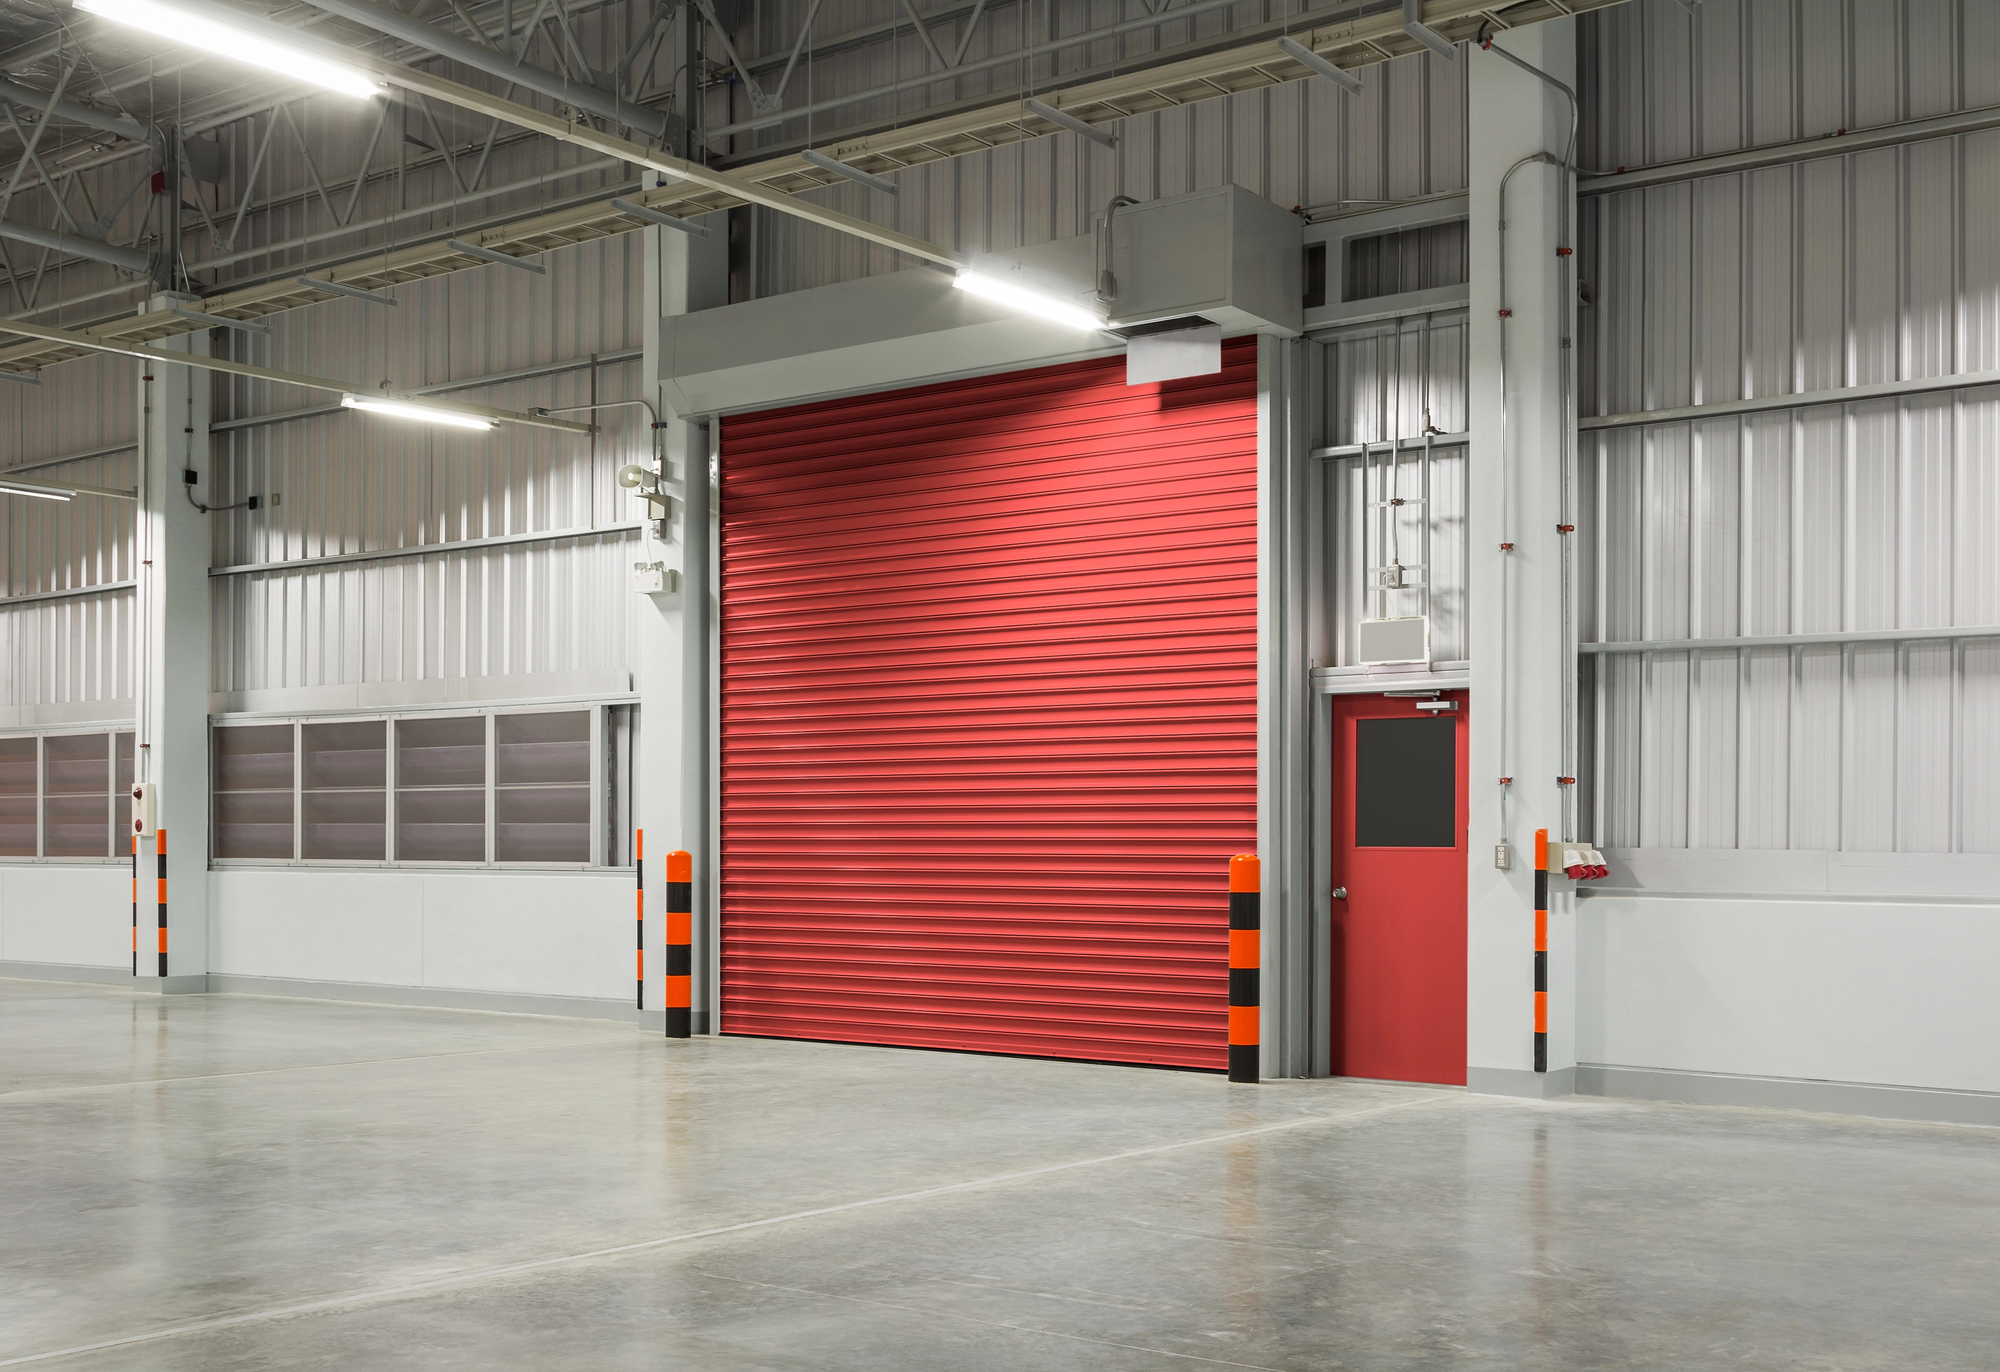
[1328,691,1468,1085]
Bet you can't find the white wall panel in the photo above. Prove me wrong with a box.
[1579,894,2000,1094]
[0,866,131,969]
[211,868,630,1001]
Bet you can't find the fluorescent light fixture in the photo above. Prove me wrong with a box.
[341,394,497,431]
[1401,0,1457,60]
[299,275,398,306]
[610,199,709,237]
[1023,98,1117,150]
[951,270,1106,331]
[801,149,899,196]
[0,480,71,501]
[1276,36,1363,96]
[75,0,388,99]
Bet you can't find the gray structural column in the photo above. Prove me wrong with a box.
[134,311,212,991]
[637,219,727,1031]
[1466,20,1578,1098]
[1257,333,1323,1078]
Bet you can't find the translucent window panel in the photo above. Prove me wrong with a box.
[494,711,590,786]
[214,790,295,860]
[0,795,33,856]
[45,794,110,857]
[44,734,109,795]
[303,721,387,790]
[0,737,34,798]
[213,725,294,792]
[396,788,486,862]
[115,793,132,851]
[397,716,486,787]
[115,733,135,794]
[494,785,590,863]
[302,790,386,861]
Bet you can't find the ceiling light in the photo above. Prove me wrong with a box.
[74,0,387,100]
[0,480,71,501]
[341,395,497,431]
[951,271,1106,331]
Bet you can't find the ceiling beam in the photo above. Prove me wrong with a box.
[293,0,671,139]
[0,0,1622,372]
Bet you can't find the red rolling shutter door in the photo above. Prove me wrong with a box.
[718,339,1258,1069]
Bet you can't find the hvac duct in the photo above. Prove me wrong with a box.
[0,219,153,274]
[0,73,151,143]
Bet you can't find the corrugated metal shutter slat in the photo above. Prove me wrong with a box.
[719,343,1258,1068]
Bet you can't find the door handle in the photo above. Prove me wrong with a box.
[1332,886,1348,900]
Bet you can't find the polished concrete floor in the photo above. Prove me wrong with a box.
[3,980,1997,1370]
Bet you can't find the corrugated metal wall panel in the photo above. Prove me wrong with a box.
[1,352,139,719]
[751,49,1465,297]
[208,237,646,697]
[1318,297,1471,670]
[1581,0,2000,856]
[717,343,1259,1068]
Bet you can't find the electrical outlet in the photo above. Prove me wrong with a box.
[1494,842,1512,871]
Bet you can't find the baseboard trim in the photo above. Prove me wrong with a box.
[1577,1064,2000,1128]
[1,960,137,986]
[206,974,643,1023]
[1466,1065,1576,1100]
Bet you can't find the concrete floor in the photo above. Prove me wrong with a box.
[3,982,1997,1371]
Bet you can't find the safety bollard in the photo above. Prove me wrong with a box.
[1228,853,1260,1083]
[1533,828,1548,1074]
[634,829,645,1010]
[156,829,168,978]
[665,850,692,1038]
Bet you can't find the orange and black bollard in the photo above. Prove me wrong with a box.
[1533,827,1548,1074]
[634,829,645,1010]
[1228,853,1260,1083]
[665,850,692,1038]
[156,828,168,978]
[130,833,138,977]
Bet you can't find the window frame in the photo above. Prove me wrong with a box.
[0,727,134,865]
[210,703,621,872]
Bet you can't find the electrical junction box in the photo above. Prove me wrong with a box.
[632,561,680,595]
[1357,616,1430,666]
[130,782,158,838]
